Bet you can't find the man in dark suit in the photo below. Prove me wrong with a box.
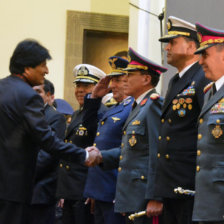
[153,16,209,224]
[96,48,167,224]
[0,39,100,224]
[30,79,66,224]
[83,56,132,224]
[56,64,106,224]
[192,23,224,224]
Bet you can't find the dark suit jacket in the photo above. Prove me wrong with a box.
[154,62,209,199]
[32,104,66,204]
[56,97,106,200]
[0,75,86,203]
[101,90,163,213]
[193,84,224,221]
[83,97,133,202]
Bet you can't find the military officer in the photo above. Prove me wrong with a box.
[56,64,106,224]
[153,16,209,224]
[83,56,133,224]
[192,23,224,224]
[96,48,167,224]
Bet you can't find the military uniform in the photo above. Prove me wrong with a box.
[154,16,209,224]
[56,64,106,224]
[192,23,224,224]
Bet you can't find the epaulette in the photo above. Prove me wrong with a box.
[123,97,132,106]
[150,93,160,100]
[203,82,213,94]
[104,97,117,107]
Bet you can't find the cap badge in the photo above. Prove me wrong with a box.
[197,33,202,43]
[77,66,89,76]
[167,20,172,31]
[109,58,118,69]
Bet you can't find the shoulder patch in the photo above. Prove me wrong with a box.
[140,98,148,106]
[123,98,132,106]
[203,82,213,94]
[150,93,160,100]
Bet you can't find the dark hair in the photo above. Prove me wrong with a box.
[114,50,128,58]
[9,39,51,74]
[44,79,55,95]
[215,43,224,52]
[141,70,160,87]
[183,36,200,49]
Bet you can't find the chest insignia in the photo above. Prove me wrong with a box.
[129,135,137,147]
[111,117,121,123]
[182,84,195,96]
[123,98,132,105]
[219,98,224,103]
[212,125,223,139]
[210,102,224,114]
[203,82,213,94]
[178,109,186,117]
[140,98,148,106]
[132,120,141,125]
[75,125,88,136]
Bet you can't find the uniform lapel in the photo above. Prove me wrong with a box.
[66,110,81,137]
[162,62,200,115]
[199,84,224,118]
[101,103,123,120]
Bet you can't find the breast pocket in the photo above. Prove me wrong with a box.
[126,125,147,150]
[207,115,224,144]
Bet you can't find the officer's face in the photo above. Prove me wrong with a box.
[74,82,95,106]
[23,61,49,86]
[33,84,48,104]
[125,71,149,99]
[199,46,224,81]
[109,75,127,103]
[165,37,191,69]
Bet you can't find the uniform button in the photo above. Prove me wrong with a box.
[196,165,200,172]
[141,175,145,180]
[123,131,126,135]
[132,131,135,134]
[65,139,68,143]
[69,140,72,143]
[121,143,124,148]
[165,154,170,159]
[161,119,165,123]
[120,155,123,160]
[118,167,122,172]
[158,136,162,140]
[96,132,100,136]
[198,134,202,140]
[168,119,172,124]
[93,143,96,146]
[59,163,63,168]
[197,150,201,156]
[166,136,170,141]
[157,153,161,158]
[199,118,203,124]
[101,121,104,125]
[66,165,70,170]
[216,119,221,124]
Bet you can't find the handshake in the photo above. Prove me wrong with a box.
[85,146,102,167]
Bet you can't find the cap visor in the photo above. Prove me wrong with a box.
[73,78,96,83]
[194,44,214,54]
[159,34,179,42]
[107,72,127,76]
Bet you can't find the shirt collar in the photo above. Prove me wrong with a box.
[179,62,197,78]
[136,88,154,104]
[215,75,224,91]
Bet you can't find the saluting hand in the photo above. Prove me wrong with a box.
[91,76,112,98]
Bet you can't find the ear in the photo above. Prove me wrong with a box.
[187,41,196,54]
[24,67,31,76]
[143,74,151,86]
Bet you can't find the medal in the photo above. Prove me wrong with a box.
[212,125,223,139]
[129,135,137,147]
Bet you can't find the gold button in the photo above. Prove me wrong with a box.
[120,155,123,160]
[198,134,202,140]
[199,118,203,124]
[141,175,145,180]
[166,136,170,141]
[216,119,221,124]
[93,143,96,146]
[118,167,122,172]
[101,121,104,125]
[96,132,100,136]
[165,154,170,159]
[65,139,68,143]
[157,153,161,158]
[69,140,72,143]
[59,163,63,168]
[132,130,135,134]
[161,119,165,123]
[158,136,162,140]
[168,119,172,124]
[66,165,70,170]
[197,150,201,156]
[123,131,126,135]
[196,165,200,172]
[121,143,124,148]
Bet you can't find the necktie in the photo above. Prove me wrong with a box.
[132,101,137,111]
[212,83,217,95]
